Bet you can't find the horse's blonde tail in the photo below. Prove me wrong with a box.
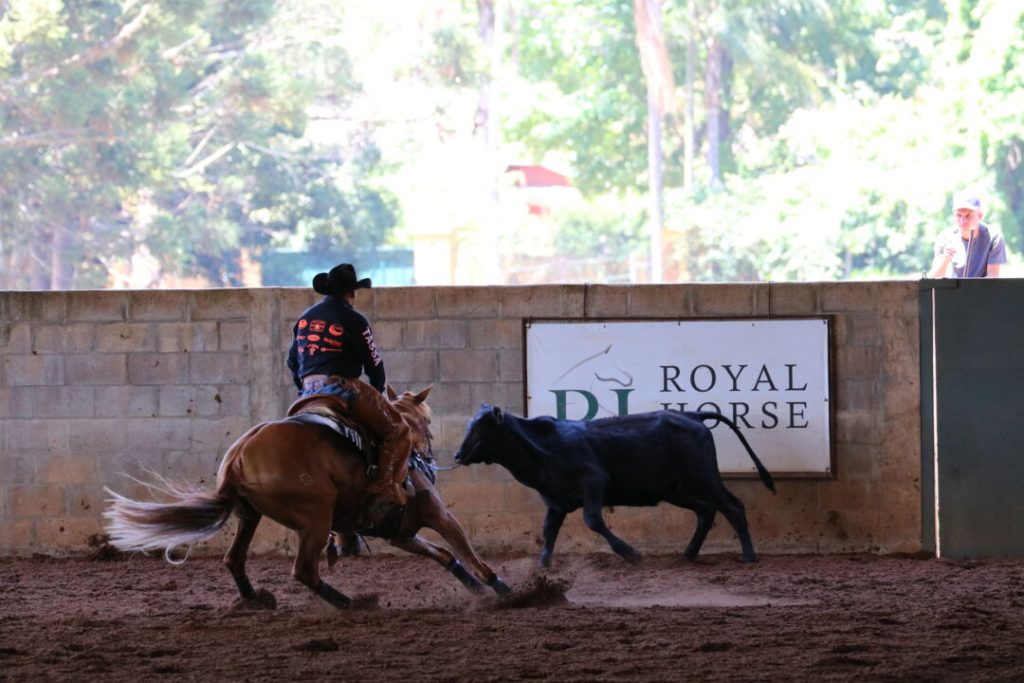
[103,475,233,563]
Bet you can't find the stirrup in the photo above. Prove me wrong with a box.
[366,464,378,478]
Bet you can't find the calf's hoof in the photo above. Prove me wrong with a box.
[617,546,641,563]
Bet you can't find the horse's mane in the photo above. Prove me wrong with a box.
[391,389,433,454]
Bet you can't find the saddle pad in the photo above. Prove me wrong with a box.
[287,412,367,455]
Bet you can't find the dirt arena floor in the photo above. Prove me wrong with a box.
[2,547,1023,682]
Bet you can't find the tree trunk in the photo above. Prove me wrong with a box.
[475,0,502,284]
[647,87,664,283]
[705,37,724,188]
[51,220,78,289]
[474,0,495,142]
[30,230,51,290]
[634,0,674,283]
[684,0,695,194]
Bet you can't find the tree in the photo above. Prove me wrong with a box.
[968,3,1024,253]
[507,0,648,197]
[633,0,676,280]
[0,0,397,289]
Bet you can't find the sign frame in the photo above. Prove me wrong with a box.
[522,316,835,479]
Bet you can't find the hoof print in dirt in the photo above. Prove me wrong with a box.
[87,534,126,562]
[346,593,380,609]
[231,589,277,612]
[294,637,340,653]
[496,575,569,609]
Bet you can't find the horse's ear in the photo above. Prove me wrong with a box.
[412,385,432,404]
[491,405,504,424]
[386,385,398,400]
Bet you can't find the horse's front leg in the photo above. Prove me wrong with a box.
[388,535,484,593]
[407,482,511,595]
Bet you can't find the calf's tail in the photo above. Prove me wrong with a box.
[692,412,776,493]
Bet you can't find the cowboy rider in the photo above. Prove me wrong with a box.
[286,263,412,506]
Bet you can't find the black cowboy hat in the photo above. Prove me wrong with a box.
[312,263,372,296]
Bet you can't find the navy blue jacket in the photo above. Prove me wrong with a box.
[286,296,386,392]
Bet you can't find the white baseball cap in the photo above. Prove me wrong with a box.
[952,190,983,213]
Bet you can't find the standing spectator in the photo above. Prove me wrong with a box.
[929,190,1007,278]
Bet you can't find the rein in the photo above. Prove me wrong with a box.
[432,458,461,472]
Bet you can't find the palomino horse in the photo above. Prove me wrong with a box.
[104,386,511,608]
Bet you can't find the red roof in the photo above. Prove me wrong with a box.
[505,165,572,188]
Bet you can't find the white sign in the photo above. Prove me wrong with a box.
[525,319,831,474]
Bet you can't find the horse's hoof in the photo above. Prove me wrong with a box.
[447,559,485,592]
[231,588,277,611]
[488,576,513,596]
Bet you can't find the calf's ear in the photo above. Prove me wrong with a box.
[491,406,504,424]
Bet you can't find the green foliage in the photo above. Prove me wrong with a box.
[507,0,648,195]
[551,195,647,260]
[975,8,1024,253]
[504,0,1023,281]
[3,1,1023,288]
[0,0,396,288]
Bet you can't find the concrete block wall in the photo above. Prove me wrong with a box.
[0,282,922,558]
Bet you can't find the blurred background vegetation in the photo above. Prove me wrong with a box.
[0,0,1021,289]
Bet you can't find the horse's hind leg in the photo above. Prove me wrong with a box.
[224,502,262,600]
[293,520,352,608]
[389,535,485,593]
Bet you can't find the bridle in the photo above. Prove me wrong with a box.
[392,395,463,474]
[413,427,461,472]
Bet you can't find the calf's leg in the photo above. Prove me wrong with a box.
[716,487,757,563]
[581,479,638,562]
[540,508,566,567]
[681,500,716,561]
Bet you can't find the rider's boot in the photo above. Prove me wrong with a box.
[364,422,411,506]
